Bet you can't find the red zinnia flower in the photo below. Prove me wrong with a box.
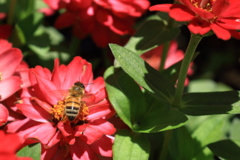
[150,0,240,40]
[0,131,32,160]
[141,41,193,85]
[43,0,150,47]
[5,56,116,160]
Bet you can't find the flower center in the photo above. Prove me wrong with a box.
[51,99,89,124]
[191,0,215,12]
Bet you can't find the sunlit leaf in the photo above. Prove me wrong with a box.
[113,129,150,160]
[109,44,175,105]
[17,143,40,160]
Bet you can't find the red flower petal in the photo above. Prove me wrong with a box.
[44,0,61,10]
[79,125,104,144]
[0,76,22,101]
[55,12,76,29]
[0,25,12,39]
[0,131,21,152]
[29,70,59,105]
[87,99,114,120]
[69,138,94,160]
[88,118,116,136]
[230,30,240,39]
[24,122,56,145]
[16,103,51,122]
[188,18,211,35]
[212,0,230,17]
[0,104,8,126]
[0,48,22,79]
[210,23,231,40]
[216,18,240,30]
[169,4,195,21]
[45,130,62,147]
[90,135,113,157]
[149,4,173,12]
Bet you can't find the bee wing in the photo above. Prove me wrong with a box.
[48,89,69,100]
[82,93,95,105]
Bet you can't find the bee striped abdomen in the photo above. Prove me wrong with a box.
[65,97,81,121]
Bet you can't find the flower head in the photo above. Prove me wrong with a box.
[43,0,150,47]
[150,0,240,40]
[5,56,116,159]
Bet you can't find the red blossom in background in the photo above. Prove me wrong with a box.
[43,0,150,47]
[5,56,116,160]
[0,131,32,160]
[150,0,240,40]
[141,41,193,85]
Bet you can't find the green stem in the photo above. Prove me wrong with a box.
[159,130,172,160]
[7,0,17,25]
[159,41,171,71]
[173,34,202,107]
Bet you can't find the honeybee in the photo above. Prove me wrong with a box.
[62,82,89,123]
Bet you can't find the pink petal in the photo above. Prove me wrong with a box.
[45,130,62,147]
[15,61,31,88]
[43,0,61,10]
[24,122,56,145]
[210,23,231,40]
[0,48,22,79]
[88,118,116,135]
[16,103,51,122]
[0,39,12,55]
[31,97,52,113]
[79,125,104,144]
[0,76,22,101]
[69,138,94,160]
[90,135,113,157]
[87,100,114,120]
[41,143,60,160]
[169,4,195,21]
[5,118,35,133]
[29,70,59,105]
[0,104,8,126]
[149,4,172,12]
[51,58,62,88]
[88,77,105,93]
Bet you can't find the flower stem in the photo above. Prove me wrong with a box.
[173,34,202,107]
[7,0,17,25]
[159,41,171,71]
[159,130,172,160]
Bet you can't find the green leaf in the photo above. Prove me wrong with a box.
[169,127,196,160]
[17,12,44,43]
[113,130,150,160]
[161,61,182,85]
[180,91,240,115]
[137,109,188,133]
[109,44,175,105]
[104,67,148,129]
[17,143,40,160]
[208,139,240,160]
[105,67,187,133]
[124,19,180,55]
[192,115,228,148]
